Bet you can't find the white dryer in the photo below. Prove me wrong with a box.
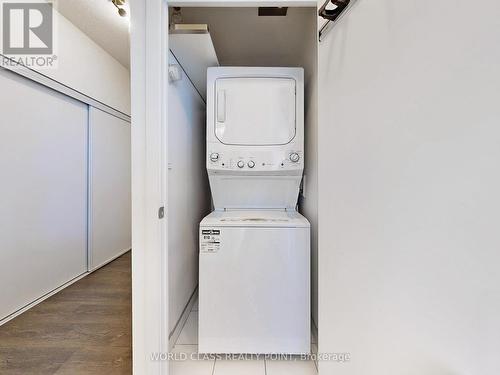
[199,67,310,354]
[205,67,305,210]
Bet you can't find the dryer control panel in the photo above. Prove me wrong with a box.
[207,150,303,172]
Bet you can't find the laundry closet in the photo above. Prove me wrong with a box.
[165,4,319,357]
[131,1,500,374]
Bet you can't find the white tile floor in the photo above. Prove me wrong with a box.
[170,298,318,375]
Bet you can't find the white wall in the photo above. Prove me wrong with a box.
[167,52,210,334]
[52,12,130,115]
[54,11,130,115]
[318,0,500,373]
[55,15,130,115]
[1,9,130,115]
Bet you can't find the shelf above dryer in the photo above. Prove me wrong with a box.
[169,26,220,100]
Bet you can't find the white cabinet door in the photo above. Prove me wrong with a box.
[318,1,500,374]
[0,69,88,321]
[89,107,131,270]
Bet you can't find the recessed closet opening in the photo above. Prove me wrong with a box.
[167,6,318,373]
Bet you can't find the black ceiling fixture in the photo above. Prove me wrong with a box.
[258,7,288,17]
[318,0,350,22]
[111,0,127,17]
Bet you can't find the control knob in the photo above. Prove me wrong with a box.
[289,152,300,163]
[237,160,245,168]
[247,160,255,168]
[210,153,219,162]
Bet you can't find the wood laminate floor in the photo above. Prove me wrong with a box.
[0,251,132,375]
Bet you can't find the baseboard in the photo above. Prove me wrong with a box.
[168,287,198,351]
[89,247,132,272]
[0,272,89,326]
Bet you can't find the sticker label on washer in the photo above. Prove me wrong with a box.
[200,229,220,253]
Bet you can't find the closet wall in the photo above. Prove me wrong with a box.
[0,8,130,116]
[0,10,131,322]
[318,0,500,373]
[168,52,210,335]
[180,5,319,325]
[51,12,130,116]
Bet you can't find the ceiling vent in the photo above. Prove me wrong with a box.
[258,7,288,16]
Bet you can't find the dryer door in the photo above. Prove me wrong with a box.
[214,77,296,145]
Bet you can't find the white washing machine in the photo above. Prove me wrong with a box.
[199,67,310,354]
[199,210,310,354]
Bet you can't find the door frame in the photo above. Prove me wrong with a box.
[130,0,169,374]
[130,1,317,374]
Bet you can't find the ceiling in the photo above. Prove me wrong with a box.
[57,0,130,69]
[179,7,316,68]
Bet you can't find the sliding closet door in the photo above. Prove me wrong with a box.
[0,69,88,320]
[88,107,131,270]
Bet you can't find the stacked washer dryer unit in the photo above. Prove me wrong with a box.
[199,67,310,354]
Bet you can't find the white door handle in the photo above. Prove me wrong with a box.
[217,89,226,122]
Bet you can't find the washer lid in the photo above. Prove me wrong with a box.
[214,77,296,146]
[200,210,310,228]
